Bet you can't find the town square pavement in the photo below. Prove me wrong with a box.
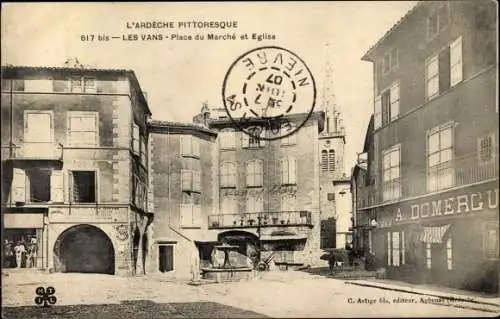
[2,270,497,318]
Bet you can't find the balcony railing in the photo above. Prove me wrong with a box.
[357,152,498,209]
[6,142,63,160]
[208,211,312,229]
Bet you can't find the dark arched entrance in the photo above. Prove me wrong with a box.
[54,225,115,274]
[218,230,260,263]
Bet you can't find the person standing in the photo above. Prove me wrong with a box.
[14,241,26,268]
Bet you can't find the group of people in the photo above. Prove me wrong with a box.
[3,236,38,269]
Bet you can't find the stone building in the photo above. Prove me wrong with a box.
[355,1,498,292]
[1,65,153,276]
[148,120,218,278]
[148,106,326,277]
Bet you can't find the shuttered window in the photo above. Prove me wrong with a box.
[280,157,297,185]
[181,136,200,158]
[11,168,26,203]
[245,160,263,187]
[220,162,236,188]
[50,170,64,203]
[68,112,98,147]
[321,150,328,171]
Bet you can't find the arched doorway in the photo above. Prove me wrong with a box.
[54,224,115,274]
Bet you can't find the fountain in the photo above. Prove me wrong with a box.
[200,242,255,283]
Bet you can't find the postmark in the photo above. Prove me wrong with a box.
[222,46,316,141]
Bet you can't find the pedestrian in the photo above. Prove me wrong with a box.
[14,241,26,268]
[328,251,336,274]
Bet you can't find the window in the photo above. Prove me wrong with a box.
[280,194,296,212]
[70,77,96,93]
[10,168,26,203]
[246,160,263,187]
[426,243,432,269]
[327,193,335,201]
[132,123,140,154]
[427,4,449,39]
[281,124,297,146]
[246,196,263,213]
[181,170,201,193]
[180,195,201,228]
[390,47,399,69]
[450,37,463,87]
[427,123,454,191]
[26,169,51,203]
[280,157,297,185]
[68,112,98,147]
[446,237,452,270]
[221,196,237,214]
[242,129,266,148]
[375,82,399,128]
[220,162,236,188]
[382,53,390,74]
[181,136,200,158]
[382,145,401,201]
[219,131,236,150]
[484,223,499,259]
[478,134,495,163]
[328,150,335,171]
[158,245,174,272]
[321,150,328,171]
[392,232,400,266]
[140,135,147,166]
[426,56,439,100]
[426,37,463,100]
[70,171,96,203]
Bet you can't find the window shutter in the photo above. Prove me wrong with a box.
[11,168,26,203]
[193,171,201,192]
[374,95,382,129]
[245,161,251,186]
[192,138,200,157]
[257,160,263,186]
[390,83,400,120]
[289,157,297,184]
[450,36,463,87]
[193,205,202,227]
[280,158,287,185]
[230,163,236,186]
[181,170,191,191]
[51,170,64,203]
[180,204,192,227]
[241,132,249,148]
[132,124,140,154]
[180,136,188,156]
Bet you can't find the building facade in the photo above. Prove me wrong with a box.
[355,1,498,292]
[148,107,326,277]
[1,66,153,276]
[148,120,218,278]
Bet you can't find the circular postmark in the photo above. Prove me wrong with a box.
[222,46,316,141]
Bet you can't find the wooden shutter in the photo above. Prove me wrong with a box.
[230,162,236,187]
[132,124,140,154]
[245,161,251,186]
[193,205,202,227]
[289,157,297,184]
[450,37,463,87]
[180,204,193,227]
[11,168,26,203]
[193,171,201,192]
[390,83,400,120]
[374,95,382,129]
[256,160,263,186]
[241,132,249,148]
[50,170,64,203]
[192,138,200,157]
[181,170,192,191]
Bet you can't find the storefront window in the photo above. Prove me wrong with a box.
[3,229,42,269]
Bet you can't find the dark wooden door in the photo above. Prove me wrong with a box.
[159,245,173,272]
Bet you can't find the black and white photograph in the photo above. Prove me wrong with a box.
[1,1,498,318]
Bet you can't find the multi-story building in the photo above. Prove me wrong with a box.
[148,105,325,277]
[1,65,153,276]
[355,1,498,292]
[148,120,218,277]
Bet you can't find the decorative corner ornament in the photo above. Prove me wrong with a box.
[114,224,129,241]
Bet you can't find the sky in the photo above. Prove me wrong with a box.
[1,1,417,171]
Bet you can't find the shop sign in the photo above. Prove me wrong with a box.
[394,187,498,222]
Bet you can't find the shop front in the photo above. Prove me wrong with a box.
[3,211,47,269]
[372,182,499,292]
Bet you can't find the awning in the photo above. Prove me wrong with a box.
[419,225,451,244]
[260,235,308,241]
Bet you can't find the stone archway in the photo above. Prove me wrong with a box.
[218,230,260,265]
[53,224,115,274]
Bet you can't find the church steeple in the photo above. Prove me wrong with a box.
[320,43,345,136]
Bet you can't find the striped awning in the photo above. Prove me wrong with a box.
[419,225,451,244]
